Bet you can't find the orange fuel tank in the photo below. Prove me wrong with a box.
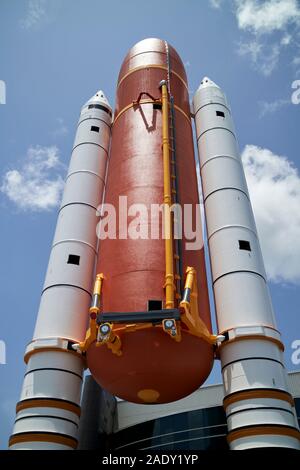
[86,38,214,403]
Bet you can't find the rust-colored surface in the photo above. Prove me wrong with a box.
[87,38,213,404]
[88,328,213,403]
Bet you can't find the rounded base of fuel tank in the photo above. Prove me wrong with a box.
[86,327,214,404]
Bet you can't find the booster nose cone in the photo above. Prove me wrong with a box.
[83,90,112,112]
[198,76,220,90]
[193,75,227,113]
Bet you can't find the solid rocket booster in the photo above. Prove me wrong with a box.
[193,77,300,449]
[9,91,112,449]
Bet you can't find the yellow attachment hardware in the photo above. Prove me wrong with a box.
[79,321,97,354]
[180,267,217,345]
[97,322,122,356]
[93,273,104,295]
[90,273,104,314]
[160,81,175,310]
[121,323,153,333]
[162,319,181,342]
[79,273,104,353]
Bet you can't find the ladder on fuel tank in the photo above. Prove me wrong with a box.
[164,40,183,303]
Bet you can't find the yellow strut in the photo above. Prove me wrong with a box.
[160,80,175,309]
[93,273,104,300]
[180,267,217,345]
[79,273,104,353]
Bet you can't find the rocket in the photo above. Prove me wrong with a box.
[9,91,112,449]
[193,77,300,450]
[9,38,300,450]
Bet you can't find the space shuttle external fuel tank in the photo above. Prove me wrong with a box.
[9,38,300,450]
[85,39,215,404]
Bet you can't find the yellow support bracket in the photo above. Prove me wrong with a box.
[96,323,122,356]
[180,267,217,345]
[79,274,123,356]
[121,323,153,333]
[162,319,182,342]
[79,273,104,353]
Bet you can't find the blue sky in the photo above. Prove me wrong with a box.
[0,0,300,449]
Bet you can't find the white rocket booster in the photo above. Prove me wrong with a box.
[193,77,300,450]
[9,91,112,449]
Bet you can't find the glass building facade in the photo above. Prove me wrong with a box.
[110,406,228,451]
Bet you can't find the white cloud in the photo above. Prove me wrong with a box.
[238,40,280,75]
[233,1,300,75]
[210,0,224,8]
[20,0,46,30]
[259,97,290,116]
[242,144,300,284]
[238,39,262,62]
[292,56,300,75]
[292,56,300,66]
[259,44,280,75]
[1,146,65,211]
[235,0,300,34]
[281,33,292,45]
[209,1,300,74]
[52,118,68,137]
